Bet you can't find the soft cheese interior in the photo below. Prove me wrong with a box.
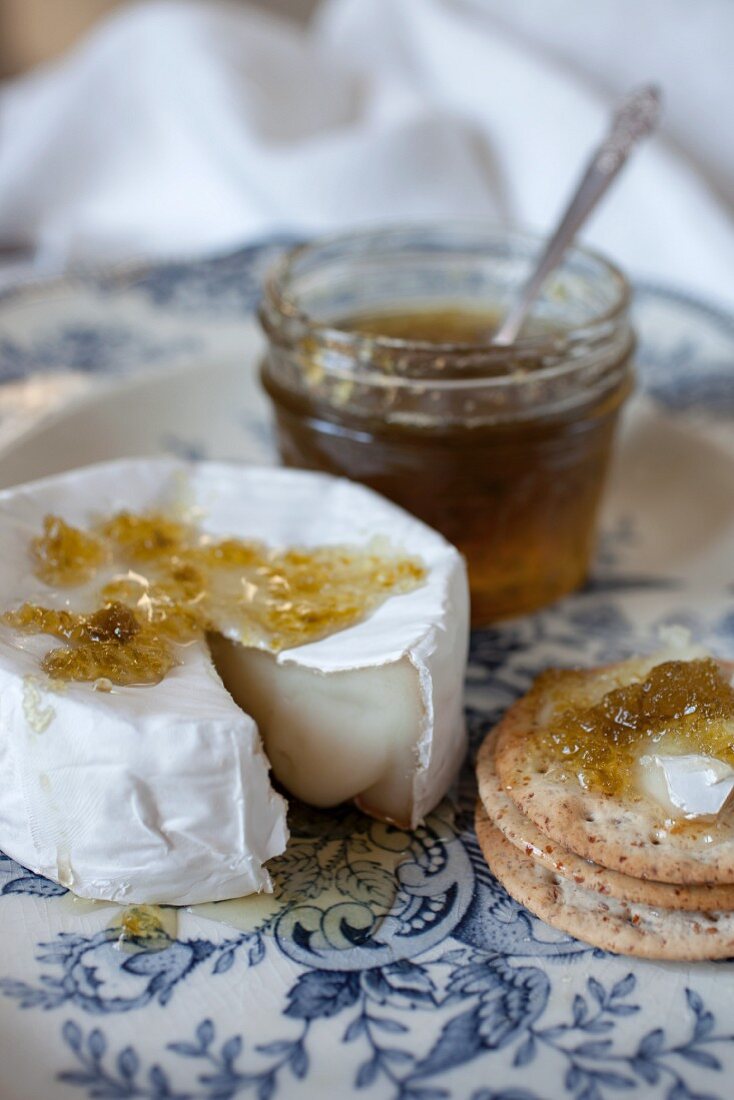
[212,645,423,823]
[0,459,469,905]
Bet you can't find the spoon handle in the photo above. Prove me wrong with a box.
[493,84,662,346]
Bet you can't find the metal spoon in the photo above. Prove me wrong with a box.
[492,84,662,346]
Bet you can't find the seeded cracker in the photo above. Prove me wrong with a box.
[475,805,734,960]
[491,662,734,884]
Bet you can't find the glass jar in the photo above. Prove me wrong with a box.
[258,224,634,625]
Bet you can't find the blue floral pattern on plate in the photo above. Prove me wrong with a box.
[0,244,734,1098]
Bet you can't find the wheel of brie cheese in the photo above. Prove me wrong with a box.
[0,459,468,906]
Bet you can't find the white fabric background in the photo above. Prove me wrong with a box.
[0,0,732,303]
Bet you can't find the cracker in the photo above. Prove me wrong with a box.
[475,804,734,960]
[477,730,734,910]
[492,667,734,885]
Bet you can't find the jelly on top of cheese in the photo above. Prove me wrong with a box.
[531,629,734,804]
[3,509,427,686]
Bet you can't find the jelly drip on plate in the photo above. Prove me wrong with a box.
[107,905,179,954]
[54,896,177,954]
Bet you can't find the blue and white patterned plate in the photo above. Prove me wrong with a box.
[1,244,734,1100]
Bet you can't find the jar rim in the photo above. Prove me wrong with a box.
[261,221,632,356]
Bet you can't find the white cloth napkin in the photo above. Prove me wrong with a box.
[0,0,732,304]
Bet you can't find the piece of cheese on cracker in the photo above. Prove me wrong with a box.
[639,753,734,818]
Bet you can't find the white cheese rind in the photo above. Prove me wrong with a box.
[0,642,287,903]
[0,458,468,902]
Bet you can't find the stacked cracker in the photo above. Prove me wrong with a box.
[475,662,734,960]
